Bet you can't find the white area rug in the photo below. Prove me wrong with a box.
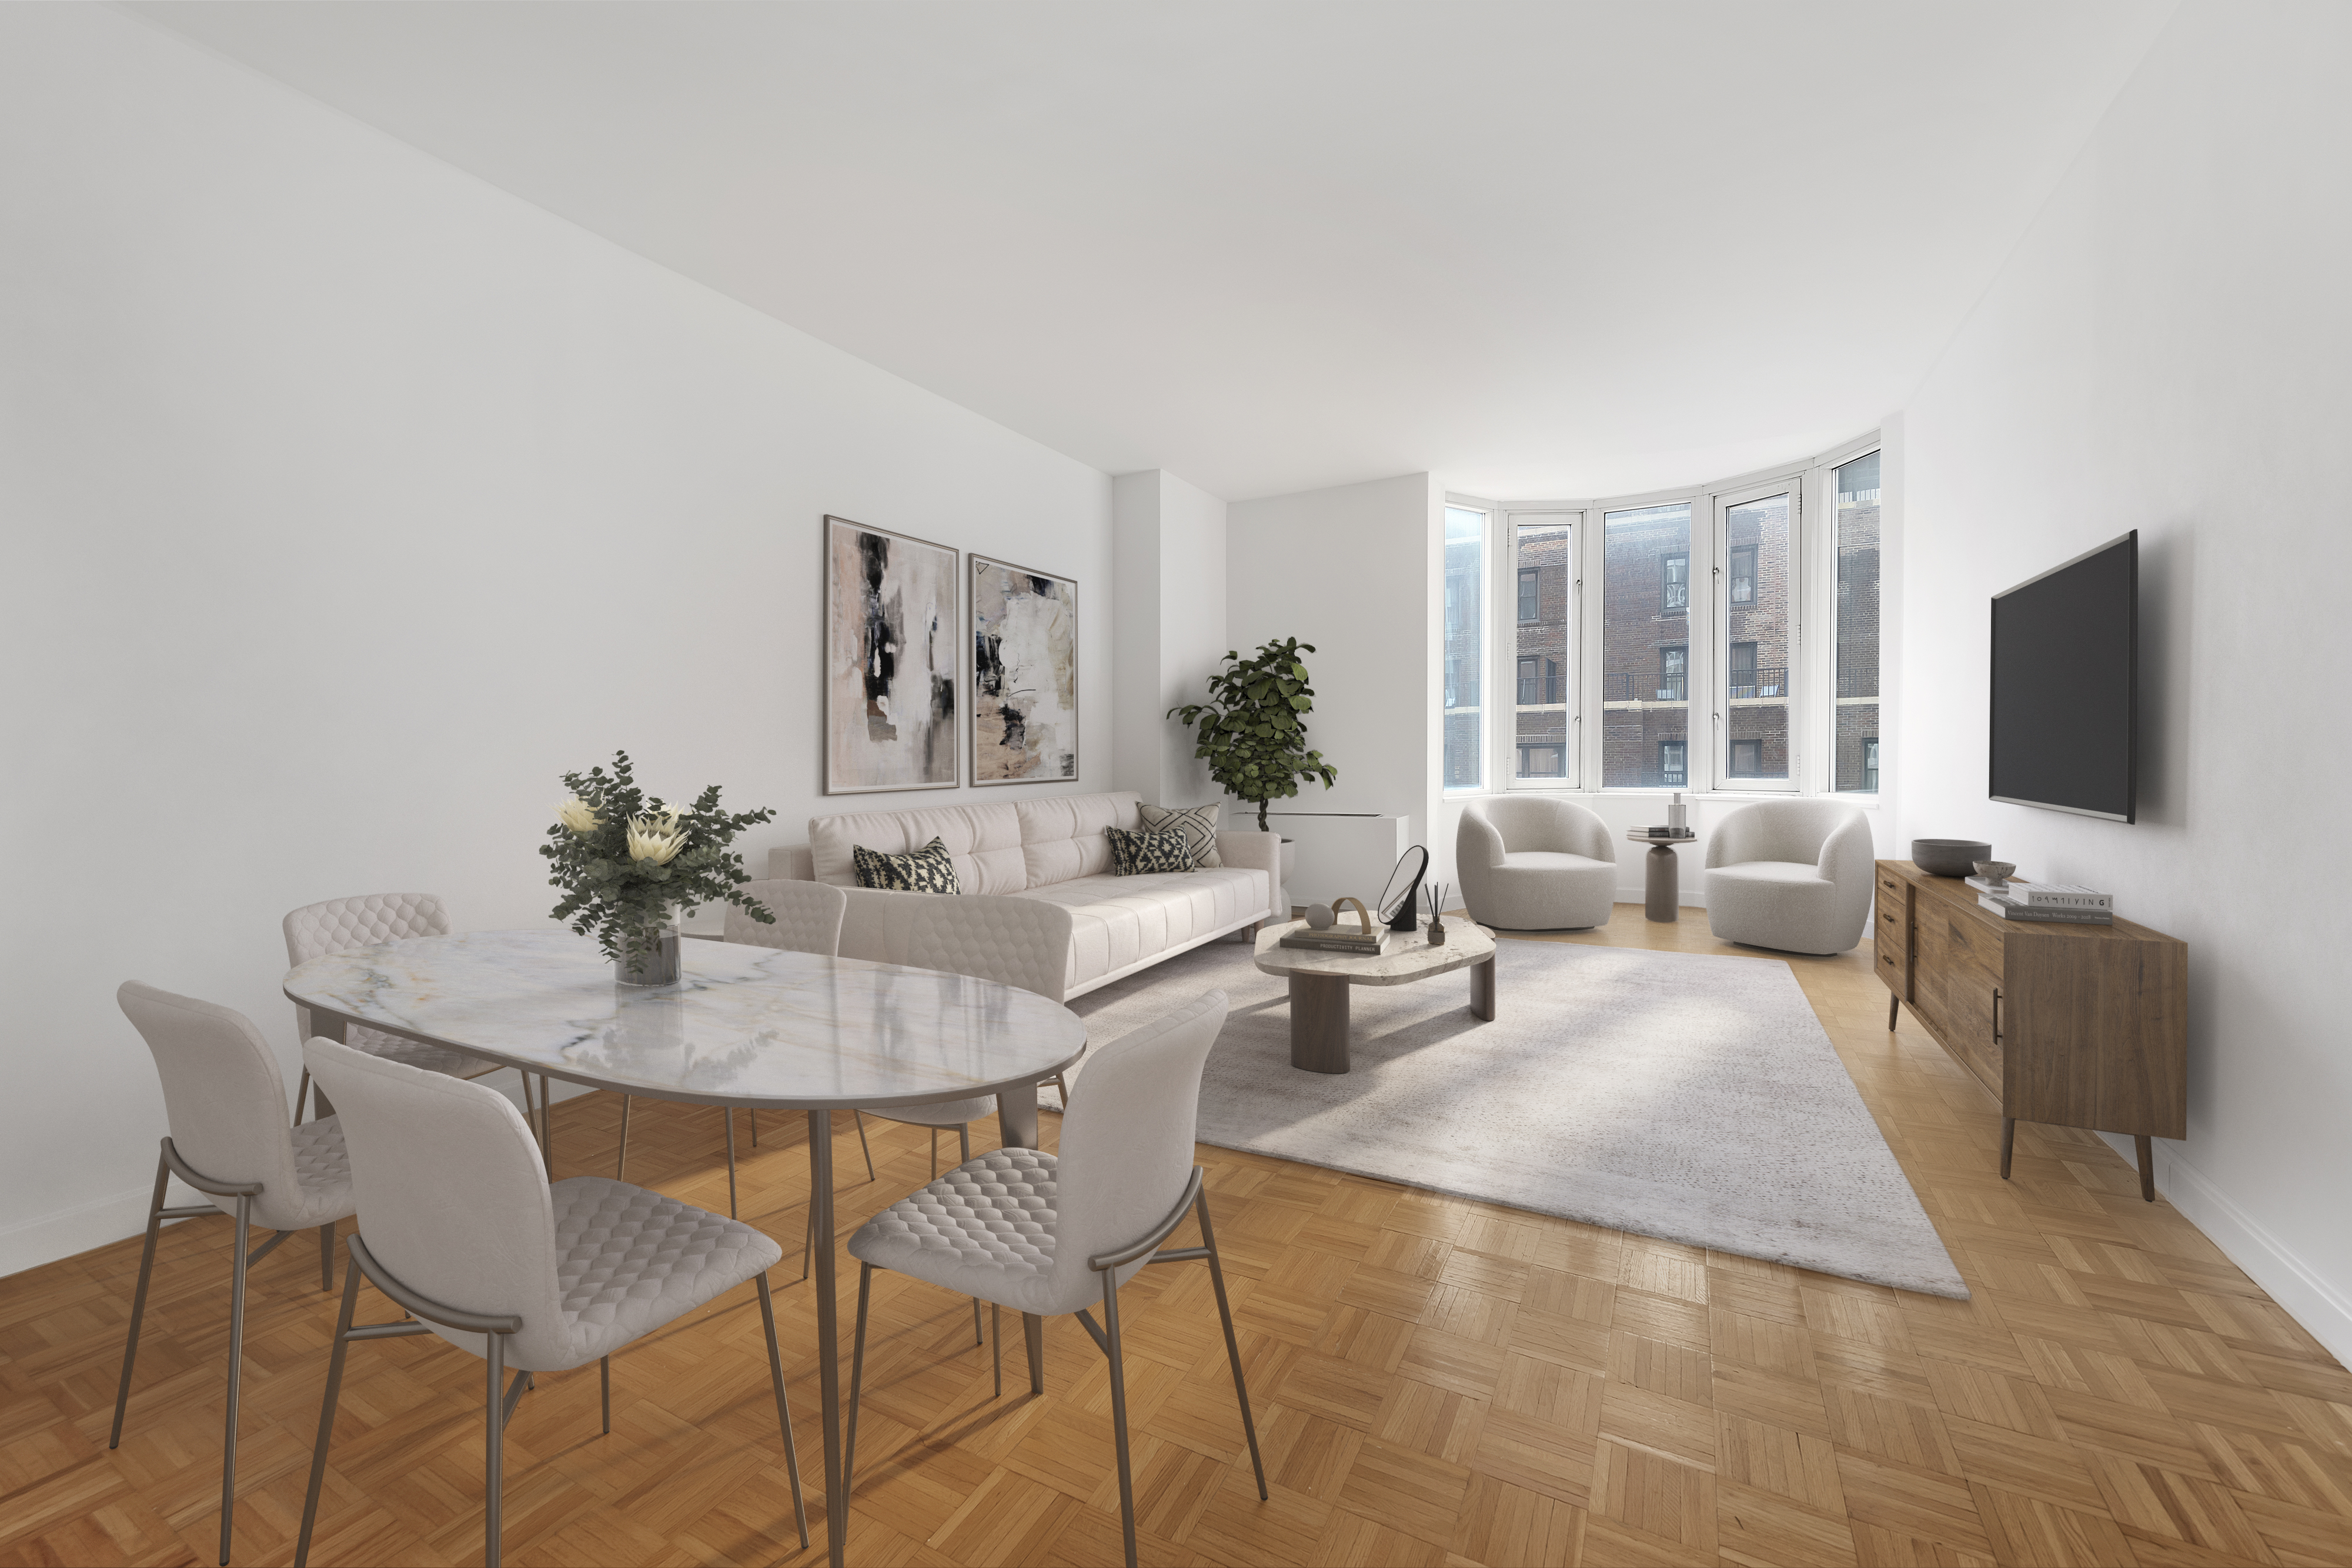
[1058,935,1966,1298]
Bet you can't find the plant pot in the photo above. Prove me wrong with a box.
[616,928,681,987]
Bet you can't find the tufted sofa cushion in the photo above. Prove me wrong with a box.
[849,1146,1060,1311]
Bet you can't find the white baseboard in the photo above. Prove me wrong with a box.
[2097,1131,2352,1366]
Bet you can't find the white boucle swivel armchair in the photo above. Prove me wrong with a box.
[1456,797,1617,930]
[1703,801,1875,954]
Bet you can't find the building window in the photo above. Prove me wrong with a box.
[1517,567,1539,623]
[1657,644,1686,701]
[1518,744,1566,777]
[1511,514,1575,785]
[1659,740,1686,786]
[1728,640,1758,697]
[1729,544,1756,606]
[1834,450,1882,792]
[1729,738,1763,776]
[1443,506,1486,790]
[1543,657,1562,704]
[1517,656,1538,704]
[1662,552,1689,611]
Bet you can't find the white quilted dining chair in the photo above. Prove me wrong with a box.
[113,982,358,1568]
[292,1038,807,1568]
[282,894,512,1128]
[842,989,1263,1568]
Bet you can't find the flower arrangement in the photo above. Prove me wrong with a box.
[540,750,777,970]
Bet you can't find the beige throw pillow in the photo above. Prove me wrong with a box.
[1135,802,1221,868]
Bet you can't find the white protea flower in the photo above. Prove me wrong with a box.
[555,797,601,834]
[627,814,689,865]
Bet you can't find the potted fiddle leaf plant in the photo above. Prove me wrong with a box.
[1169,638,1339,887]
[542,750,776,985]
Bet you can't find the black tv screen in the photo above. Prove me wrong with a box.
[1989,531,2136,822]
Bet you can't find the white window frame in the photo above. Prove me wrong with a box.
[1441,502,1494,794]
[1450,430,1884,803]
[1498,506,1583,791]
[1813,436,1885,799]
[1709,476,1803,793]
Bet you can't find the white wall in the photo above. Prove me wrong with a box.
[1899,1,2352,1357]
[1226,474,1441,847]
[1111,469,1227,806]
[0,6,1111,1276]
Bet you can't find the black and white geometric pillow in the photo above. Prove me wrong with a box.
[1106,827,1192,877]
[1136,801,1221,868]
[852,836,962,894]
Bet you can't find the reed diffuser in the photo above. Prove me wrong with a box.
[1425,882,1449,945]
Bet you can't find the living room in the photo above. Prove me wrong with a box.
[5,4,2347,1566]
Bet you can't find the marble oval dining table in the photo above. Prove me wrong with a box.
[282,928,1090,1568]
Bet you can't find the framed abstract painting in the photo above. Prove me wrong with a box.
[824,514,958,794]
[970,555,1078,784]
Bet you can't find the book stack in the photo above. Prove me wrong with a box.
[1280,926,1393,955]
[1970,878,2114,924]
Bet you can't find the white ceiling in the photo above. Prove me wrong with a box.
[132,2,2174,502]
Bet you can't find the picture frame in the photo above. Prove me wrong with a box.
[969,554,1079,785]
[824,514,960,795]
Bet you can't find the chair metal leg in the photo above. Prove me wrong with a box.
[615,1095,632,1182]
[600,1355,611,1435]
[724,1108,740,1219]
[801,1201,813,1282]
[293,1066,310,1126]
[991,1302,1001,1399]
[294,1251,363,1568]
[217,1193,253,1566]
[959,1125,982,1346]
[930,1126,937,1179]
[538,1075,554,1176]
[754,1274,810,1547]
[1101,1268,1139,1568]
[1055,1072,1071,1111]
[843,1263,873,1504]
[750,1109,759,1147]
[1195,1189,1268,1499]
[485,1333,506,1568]
[109,1154,171,1451]
[319,1222,335,1293]
[853,1109,876,1181]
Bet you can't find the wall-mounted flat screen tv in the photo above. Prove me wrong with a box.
[1989,531,2136,822]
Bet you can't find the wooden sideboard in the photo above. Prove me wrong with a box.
[1875,858,2187,1200]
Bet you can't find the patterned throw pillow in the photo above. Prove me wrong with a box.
[1106,827,1192,876]
[852,837,961,894]
[1136,801,1222,868]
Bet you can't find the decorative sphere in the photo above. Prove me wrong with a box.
[1305,903,1336,930]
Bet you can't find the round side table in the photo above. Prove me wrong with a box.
[1627,831,1697,922]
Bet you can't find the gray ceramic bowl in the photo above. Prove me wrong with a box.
[1912,838,1992,877]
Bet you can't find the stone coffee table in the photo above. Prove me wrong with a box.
[1253,919,1498,1073]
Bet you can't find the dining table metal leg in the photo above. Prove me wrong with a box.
[807,1108,846,1568]
[998,1085,1048,1395]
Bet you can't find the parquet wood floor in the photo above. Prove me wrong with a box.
[7,910,2350,1566]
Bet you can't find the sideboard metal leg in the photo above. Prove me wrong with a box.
[2000,1118,2016,1180]
[1887,990,1900,1031]
[2135,1135,2156,1202]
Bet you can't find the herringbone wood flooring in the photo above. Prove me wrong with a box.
[6,910,2351,1566]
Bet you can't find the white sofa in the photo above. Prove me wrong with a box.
[1457,797,1617,930]
[1703,800,1874,955]
[767,791,1282,1003]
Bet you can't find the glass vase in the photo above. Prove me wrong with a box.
[616,927,681,987]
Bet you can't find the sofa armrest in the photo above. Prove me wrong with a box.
[1216,830,1284,921]
[767,844,816,881]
